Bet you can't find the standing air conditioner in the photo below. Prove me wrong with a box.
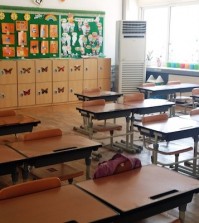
[115,20,147,94]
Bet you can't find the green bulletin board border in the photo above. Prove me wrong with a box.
[0,5,105,59]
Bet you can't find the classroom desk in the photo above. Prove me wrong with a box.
[76,102,133,152]
[77,165,199,223]
[137,83,199,99]
[119,98,175,151]
[0,114,40,136]
[133,116,199,177]
[7,134,101,179]
[0,144,26,183]
[74,91,123,102]
[0,184,118,223]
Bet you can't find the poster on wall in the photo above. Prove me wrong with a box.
[1,23,15,33]
[41,40,49,54]
[2,34,15,45]
[30,40,39,54]
[2,46,15,57]
[18,31,27,45]
[50,41,58,54]
[30,24,39,38]
[16,21,28,31]
[40,24,48,38]
[17,47,29,57]
[50,25,58,38]
[60,14,104,58]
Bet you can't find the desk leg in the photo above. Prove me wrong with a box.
[179,204,187,223]
[192,136,198,176]
[85,157,92,179]
[11,168,19,185]
[152,134,158,164]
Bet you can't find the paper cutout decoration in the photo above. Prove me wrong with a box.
[16,21,28,31]
[2,34,15,45]
[45,14,57,21]
[50,41,58,54]
[30,24,39,38]
[3,68,13,75]
[0,12,5,20]
[18,31,27,46]
[33,0,43,6]
[30,40,39,54]
[41,41,49,54]
[2,23,15,33]
[41,88,48,94]
[17,47,29,57]
[40,25,48,38]
[57,66,65,72]
[11,12,18,21]
[41,67,48,72]
[23,89,31,96]
[58,87,64,93]
[2,46,15,57]
[21,67,31,74]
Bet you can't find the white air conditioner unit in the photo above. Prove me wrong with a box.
[115,20,147,94]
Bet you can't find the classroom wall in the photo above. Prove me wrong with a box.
[0,0,126,65]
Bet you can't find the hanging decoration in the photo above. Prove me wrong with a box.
[33,0,43,6]
[11,12,18,21]
[0,12,5,20]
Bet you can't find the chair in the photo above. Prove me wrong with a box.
[190,107,199,116]
[0,109,16,117]
[142,82,156,87]
[141,113,193,171]
[20,129,84,183]
[167,80,192,114]
[82,87,101,94]
[82,99,122,151]
[0,177,61,200]
[191,88,199,108]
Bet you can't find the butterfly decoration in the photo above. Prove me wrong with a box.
[74,65,81,71]
[41,88,48,94]
[0,93,5,98]
[41,66,48,72]
[58,87,64,93]
[57,66,65,72]
[23,89,31,96]
[3,68,13,74]
[22,67,31,74]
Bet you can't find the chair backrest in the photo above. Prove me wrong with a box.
[192,87,199,95]
[0,177,61,200]
[82,87,101,94]
[190,108,199,116]
[142,82,155,87]
[22,128,62,141]
[82,99,106,107]
[142,113,168,124]
[0,110,16,117]
[167,80,181,85]
[123,93,145,103]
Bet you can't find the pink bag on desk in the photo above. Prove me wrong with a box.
[93,153,142,179]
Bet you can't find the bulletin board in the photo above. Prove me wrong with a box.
[0,5,105,59]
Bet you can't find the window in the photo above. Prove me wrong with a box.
[142,3,199,68]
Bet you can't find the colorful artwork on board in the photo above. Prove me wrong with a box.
[50,25,58,38]
[2,34,15,45]
[30,40,39,54]
[2,23,15,33]
[30,24,39,38]
[50,41,58,54]
[16,21,28,31]
[41,41,49,54]
[40,24,48,38]
[18,31,27,46]
[2,46,15,57]
[17,47,29,57]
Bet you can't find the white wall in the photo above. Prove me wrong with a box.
[138,0,199,7]
[0,0,123,64]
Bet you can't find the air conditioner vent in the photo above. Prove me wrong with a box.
[122,21,146,36]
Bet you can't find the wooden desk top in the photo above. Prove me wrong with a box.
[77,165,199,213]
[0,185,118,223]
[134,116,199,134]
[124,98,174,109]
[8,134,101,158]
[0,144,25,164]
[0,114,40,127]
[137,83,199,92]
[75,91,123,98]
